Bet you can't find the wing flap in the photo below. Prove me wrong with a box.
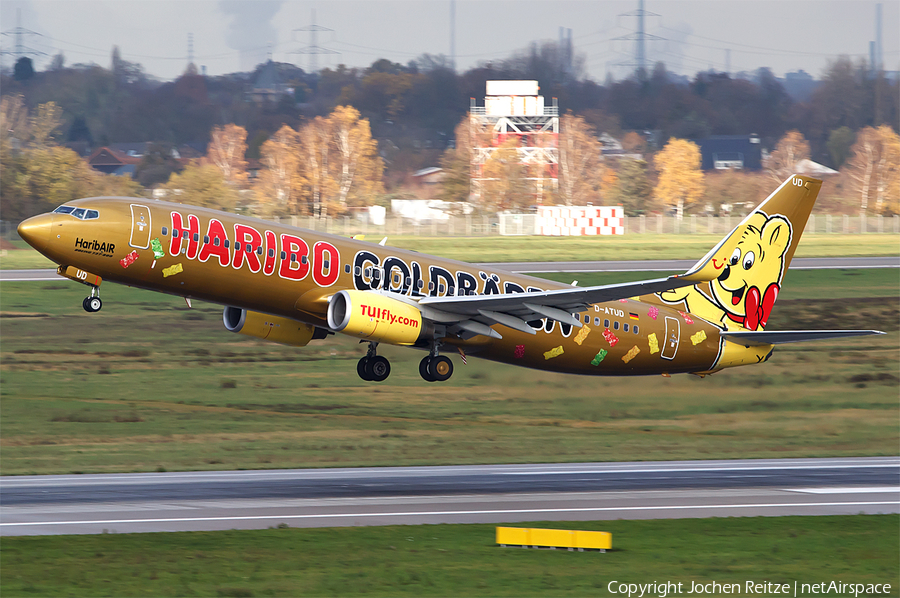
[722,330,885,346]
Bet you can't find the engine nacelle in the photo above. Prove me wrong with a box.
[223,307,315,347]
[327,290,425,345]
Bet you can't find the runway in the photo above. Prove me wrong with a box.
[2,458,897,536]
[1,256,897,282]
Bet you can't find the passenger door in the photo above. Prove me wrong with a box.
[129,204,152,249]
[661,316,680,360]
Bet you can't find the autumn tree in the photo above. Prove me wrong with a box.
[206,124,249,187]
[653,138,704,220]
[845,125,900,214]
[254,125,305,216]
[765,130,810,183]
[329,105,384,213]
[160,162,239,212]
[298,116,336,217]
[873,126,900,215]
[0,96,141,219]
[251,106,384,217]
[438,114,484,202]
[480,137,531,212]
[557,113,604,206]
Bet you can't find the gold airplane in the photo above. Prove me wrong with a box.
[17,174,881,382]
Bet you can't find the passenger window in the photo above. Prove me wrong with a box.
[183,231,189,239]
[614,321,619,330]
[322,259,328,268]
[344,264,351,273]
[269,249,275,258]
[235,242,242,251]
[246,245,253,253]
[214,238,221,247]
[438,283,445,293]
[604,319,610,328]
[193,233,199,242]
[405,277,411,286]
[418,280,424,289]
[302,255,309,265]
[355,266,361,276]
[633,325,639,334]
[224,240,230,248]
[162,227,168,235]
[594,317,600,326]
[364,267,372,277]
[256,246,262,255]
[584,315,589,323]
[173,229,180,237]
[71,208,86,219]
[428,282,434,291]
[204,235,209,243]
[624,323,630,332]
[280,251,286,260]
[290,254,297,263]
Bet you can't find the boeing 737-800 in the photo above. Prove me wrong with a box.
[17,175,882,382]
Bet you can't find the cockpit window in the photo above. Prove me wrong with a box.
[53,206,99,220]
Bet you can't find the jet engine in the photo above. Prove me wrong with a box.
[327,290,427,345]
[223,307,316,347]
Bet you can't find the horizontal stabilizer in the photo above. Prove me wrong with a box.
[722,329,885,347]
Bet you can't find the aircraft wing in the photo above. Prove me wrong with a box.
[721,330,885,346]
[415,275,698,337]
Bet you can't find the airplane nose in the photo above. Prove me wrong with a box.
[17,213,53,252]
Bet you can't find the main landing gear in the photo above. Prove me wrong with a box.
[357,342,391,382]
[82,287,102,313]
[419,343,453,383]
[355,341,455,383]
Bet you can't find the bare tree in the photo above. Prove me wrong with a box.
[207,124,249,187]
[557,113,605,206]
[765,130,810,183]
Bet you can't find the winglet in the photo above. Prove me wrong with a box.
[680,175,822,282]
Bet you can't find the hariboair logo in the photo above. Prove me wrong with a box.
[658,210,792,331]
[74,237,115,257]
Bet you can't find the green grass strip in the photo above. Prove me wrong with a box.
[1,516,896,597]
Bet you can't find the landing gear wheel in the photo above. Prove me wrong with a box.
[357,356,372,381]
[427,355,453,382]
[419,356,436,382]
[83,297,102,313]
[366,356,391,382]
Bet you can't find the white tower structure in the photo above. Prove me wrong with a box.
[469,80,559,205]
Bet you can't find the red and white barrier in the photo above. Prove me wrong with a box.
[537,206,624,236]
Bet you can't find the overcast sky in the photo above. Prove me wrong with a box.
[1,0,897,82]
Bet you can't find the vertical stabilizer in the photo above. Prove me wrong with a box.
[659,175,822,331]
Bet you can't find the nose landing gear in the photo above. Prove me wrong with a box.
[82,287,102,313]
[357,342,391,382]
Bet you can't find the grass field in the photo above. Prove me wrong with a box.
[1,233,898,269]
[1,267,896,476]
[1,516,896,597]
